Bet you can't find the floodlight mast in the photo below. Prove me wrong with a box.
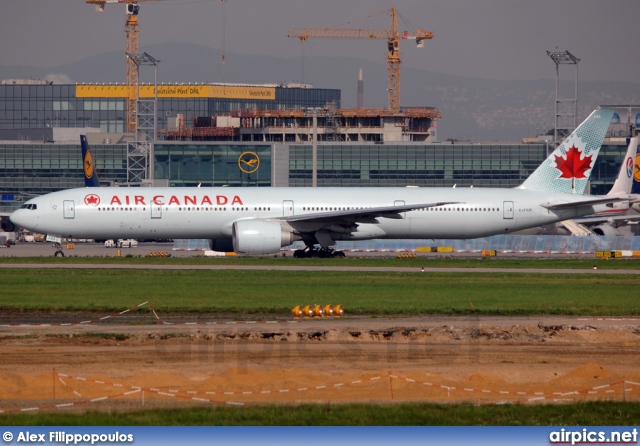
[547,49,580,147]
[126,52,160,183]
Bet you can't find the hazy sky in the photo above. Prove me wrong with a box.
[2,0,639,83]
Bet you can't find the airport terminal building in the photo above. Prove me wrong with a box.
[0,80,637,216]
[0,80,340,134]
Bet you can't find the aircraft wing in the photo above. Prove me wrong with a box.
[278,201,461,224]
[541,195,637,211]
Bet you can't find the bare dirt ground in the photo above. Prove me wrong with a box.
[1,313,640,412]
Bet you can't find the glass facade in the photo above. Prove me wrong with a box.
[0,84,125,132]
[0,84,341,132]
[0,142,127,212]
[154,143,272,187]
[289,141,631,192]
[289,143,549,188]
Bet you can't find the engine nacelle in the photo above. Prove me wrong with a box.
[591,224,620,236]
[232,219,294,255]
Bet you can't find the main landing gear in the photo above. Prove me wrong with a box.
[293,246,346,258]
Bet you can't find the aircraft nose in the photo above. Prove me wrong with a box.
[9,209,25,228]
[9,208,35,230]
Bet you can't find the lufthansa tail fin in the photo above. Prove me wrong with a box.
[519,109,614,194]
[608,137,638,196]
[633,141,640,195]
[81,135,100,187]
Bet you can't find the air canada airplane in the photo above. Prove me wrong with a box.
[10,109,637,256]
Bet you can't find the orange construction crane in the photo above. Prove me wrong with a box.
[85,0,158,132]
[288,7,433,113]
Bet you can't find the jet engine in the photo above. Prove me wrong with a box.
[591,223,620,236]
[232,219,295,255]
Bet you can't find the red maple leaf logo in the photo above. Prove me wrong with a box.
[84,194,100,206]
[554,145,593,179]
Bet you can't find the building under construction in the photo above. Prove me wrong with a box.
[161,106,441,143]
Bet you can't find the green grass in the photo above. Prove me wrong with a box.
[1,402,639,425]
[0,269,638,315]
[0,255,639,270]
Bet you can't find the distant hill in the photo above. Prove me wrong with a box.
[2,42,639,141]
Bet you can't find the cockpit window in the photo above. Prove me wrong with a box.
[20,204,37,210]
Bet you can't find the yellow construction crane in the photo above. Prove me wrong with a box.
[288,7,433,113]
[85,0,157,132]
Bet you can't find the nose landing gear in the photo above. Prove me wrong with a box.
[53,242,65,257]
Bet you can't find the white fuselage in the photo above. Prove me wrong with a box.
[11,186,603,241]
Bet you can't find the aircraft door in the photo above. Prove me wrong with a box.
[151,204,162,219]
[283,200,294,217]
[503,201,514,219]
[63,200,75,219]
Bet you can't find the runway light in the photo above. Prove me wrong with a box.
[323,304,334,317]
[302,305,314,317]
[313,304,324,317]
[334,305,344,317]
[292,306,303,318]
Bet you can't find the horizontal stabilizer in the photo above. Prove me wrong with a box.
[542,194,637,211]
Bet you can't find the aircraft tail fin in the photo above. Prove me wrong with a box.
[81,135,100,187]
[633,141,640,194]
[519,109,614,194]
[608,137,638,196]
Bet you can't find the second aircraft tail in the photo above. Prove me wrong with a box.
[608,137,639,196]
[81,135,100,187]
[633,143,640,194]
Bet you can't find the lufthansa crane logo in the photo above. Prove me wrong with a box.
[84,149,94,179]
[635,154,640,183]
[238,152,260,174]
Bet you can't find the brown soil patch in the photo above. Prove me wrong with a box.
[1,319,639,412]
